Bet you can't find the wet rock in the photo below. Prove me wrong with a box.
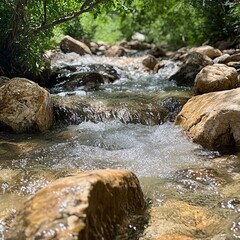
[153,61,166,74]
[60,35,92,55]
[0,78,54,133]
[148,46,166,58]
[52,93,190,126]
[176,88,240,149]
[194,64,239,94]
[191,45,222,59]
[169,52,213,87]
[6,169,146,240]
[62,72,104,91]
[48,63,120,89]
[141,200,226,240]
[142,55,158,70]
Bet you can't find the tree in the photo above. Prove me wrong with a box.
[0,0,130,78]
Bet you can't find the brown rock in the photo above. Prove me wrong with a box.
[141,200,226,240]
[176,88,240,149]
[105,45,125,57]
[142,55,158,70]
[153,61,165,74]
[191,45,222,59]
[6,169,145,240]
[60,35,92,55]
[0,78,54,133]
[148,46,166,58]
[194,64,238,94]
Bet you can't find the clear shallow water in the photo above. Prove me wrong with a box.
[1,54,240,239]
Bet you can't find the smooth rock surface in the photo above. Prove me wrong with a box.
[0,78,54,133]
[191,45,222,59]
[60,35,92,55]
[194,64,239,94]
[6,169,145,240]
[176,88,240,149]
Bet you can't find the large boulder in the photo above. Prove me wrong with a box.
[6,169,146,240]
[60,35,92,55]
[194,64,239,94]
[169,52,213,87]
[191,45,222,59]
[175,88,240,149]
[0,78,54,133]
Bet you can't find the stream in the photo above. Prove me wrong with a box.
[1,53,240,239]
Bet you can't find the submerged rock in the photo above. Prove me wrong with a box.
[6,169,146,240]
[169,52,213,87]
[62,72,105,91]
[176,88,240,149]
[0,78,54,133]
[52,93,190,126]
[194,64,239,94]
[141,200,227,240]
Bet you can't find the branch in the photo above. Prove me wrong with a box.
[42,0,47,26]
[32,0,104,34]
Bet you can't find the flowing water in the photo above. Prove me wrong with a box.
[1,53,240,239]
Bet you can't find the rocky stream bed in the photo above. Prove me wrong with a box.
[1,40,240,239]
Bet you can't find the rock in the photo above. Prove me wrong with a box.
[62,72,105,91]
[121,41,152,51]
[175,88,240,149]
[89,41,99,54]
[132,32,145,42]
[105,45,125,57]
[153,61,165,74]
[6,169,146,240]
[142,55,158,70]
[191,45,222,59]
[227,61,240,71]
[0,78,54,133]
[228,53,240,62]
[0,76,10,87]
[48,63,120,89]
[52,93,190,126]
[169,52,213,87]
[141,200,226,240]
[194,64,239,94]
[60,35,92,55]
[213,54,231,64]
[148,46,166,58]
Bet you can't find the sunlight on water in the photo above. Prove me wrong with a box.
[14,121,210,178]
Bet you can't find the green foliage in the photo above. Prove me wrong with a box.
[0,0,131,78]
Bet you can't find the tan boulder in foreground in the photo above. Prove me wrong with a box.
[6,169,145,240]
[0,78,54,133]
[194,64,239,94]
[176,88,240,149]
